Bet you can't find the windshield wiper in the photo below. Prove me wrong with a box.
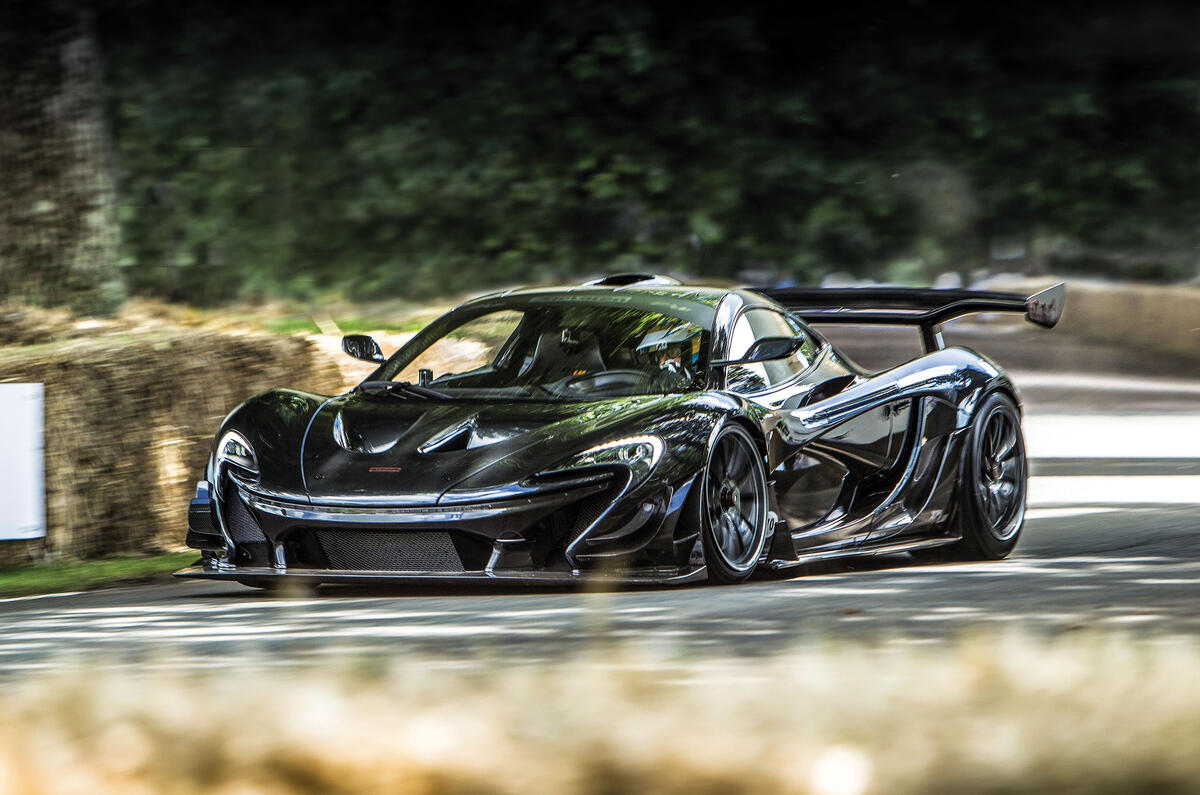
[354,380,452,400]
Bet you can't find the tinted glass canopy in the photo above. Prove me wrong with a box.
[376,292,716,400]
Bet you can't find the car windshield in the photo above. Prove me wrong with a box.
[373,297,712,401]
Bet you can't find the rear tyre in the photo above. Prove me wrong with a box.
[700,424,770,584]
[944,392,1027,560]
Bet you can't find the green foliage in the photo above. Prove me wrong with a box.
[261,317,322,336]
[261,314,427,336]
[0,552,197,598]
[96,2,1200,303]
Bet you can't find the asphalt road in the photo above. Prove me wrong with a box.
[1,325,1197,674]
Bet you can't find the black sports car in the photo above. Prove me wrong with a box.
[178,274,1064,588]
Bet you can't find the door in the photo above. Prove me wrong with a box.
[722,308,893,552]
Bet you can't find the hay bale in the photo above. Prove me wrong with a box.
[0,330,342,560]
[0,302,75,346]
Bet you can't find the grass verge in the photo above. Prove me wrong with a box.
[0,632,1197,793]
[0,552,197,598]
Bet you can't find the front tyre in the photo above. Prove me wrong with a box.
[950,392,1028,560]
[700,424,770,584]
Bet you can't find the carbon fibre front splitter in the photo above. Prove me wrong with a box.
[173,564,708,588]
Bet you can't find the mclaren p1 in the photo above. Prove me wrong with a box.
[177,274,1064,588]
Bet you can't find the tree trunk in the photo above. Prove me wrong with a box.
[0,1,122,314]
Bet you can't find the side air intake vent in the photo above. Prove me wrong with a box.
[222,483,271,566]
[584,273,680,287]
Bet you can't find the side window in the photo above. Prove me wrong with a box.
[725,309,817,394]
[395,310,524,383]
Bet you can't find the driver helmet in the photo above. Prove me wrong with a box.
[637,324,702,371]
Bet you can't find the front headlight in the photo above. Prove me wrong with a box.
[543,434,664,486]
[216,430,258,477]
[576,435,663,469]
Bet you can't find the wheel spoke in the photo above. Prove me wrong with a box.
[977,479,996,523]
[737,518,755,551]
[986,480,1016,523]
[738,487,756,512]
[995,421,1018,462]
[721,516,739,556]
[986,489,1002,524]
[730,516,745,554]
[986,419,1002,460]
[727,443,749,482]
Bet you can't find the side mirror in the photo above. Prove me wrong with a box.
[712,336,804,367]
[341,334,385,363]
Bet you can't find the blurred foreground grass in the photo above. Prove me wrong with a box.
[0,553,195,598]
[1,632,1197,793]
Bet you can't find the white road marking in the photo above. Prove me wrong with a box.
[1025,507,1119,520]
[1022,412,1200,505]
[1011,372,1200,396]
[1030,475,1200,505]
[1025,413,1200,459]
[0,591,83,604]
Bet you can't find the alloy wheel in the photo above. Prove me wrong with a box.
[975,407,1025,541]
[704,431,768,572]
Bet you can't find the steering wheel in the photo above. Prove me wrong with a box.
[560,369,651,394]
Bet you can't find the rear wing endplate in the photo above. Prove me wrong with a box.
[755,283,1065,352]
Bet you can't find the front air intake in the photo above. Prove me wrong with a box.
[222,483,271,566]
[313,530,466,572]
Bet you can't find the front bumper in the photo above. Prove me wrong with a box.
[182,469,698,585]
[174,563,706,586]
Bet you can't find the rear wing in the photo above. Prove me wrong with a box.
[755,283,1065,352]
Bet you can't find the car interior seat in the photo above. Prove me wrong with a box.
[519,329,606,379]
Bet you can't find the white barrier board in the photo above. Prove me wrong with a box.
[0,384,45,540]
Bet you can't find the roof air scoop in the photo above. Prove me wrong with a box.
[584,272,681,287]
